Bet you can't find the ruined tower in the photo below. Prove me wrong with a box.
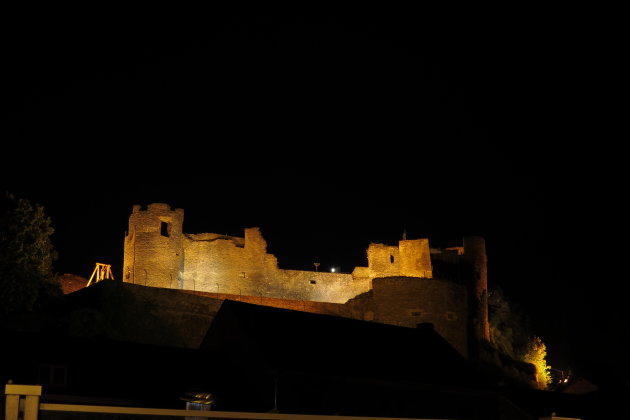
[462,236,490,351]
[366,238,433,279]
[123,203,185,288]
[118,203,492,358]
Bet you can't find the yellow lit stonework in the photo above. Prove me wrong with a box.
[120,203,490,359]
[123,203,434,303]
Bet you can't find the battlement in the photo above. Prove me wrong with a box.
[121,203,489,354]
[123,203,453,302]
[185,233,245,247]
[118,203,493,360]
[131,202,185,216]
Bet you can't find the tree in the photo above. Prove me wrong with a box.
[523,335,552,390]
[0,192,59,314]
[488,286,553,389]
[488,286,532,359]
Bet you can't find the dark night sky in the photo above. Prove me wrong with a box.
[2,6,614,386]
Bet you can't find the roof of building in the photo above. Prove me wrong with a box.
[201,299,477,387]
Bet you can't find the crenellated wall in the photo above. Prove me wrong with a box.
[346,277,468,356]
[123,203,185,288]
[399,239,433,277]
[122,203,436,304]
[366,239,432,279]
[121,203,489,358]
[177,227,370,303]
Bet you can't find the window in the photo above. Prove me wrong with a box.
[390,255,395,264]
[310,280,317,285]
[160,221,169,237]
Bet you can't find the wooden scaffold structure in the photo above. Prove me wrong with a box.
[87,262,114,286]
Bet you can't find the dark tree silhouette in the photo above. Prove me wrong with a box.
[0,192,59,314]
[488,285,534,360]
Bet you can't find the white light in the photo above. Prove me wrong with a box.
[331,268,336,273]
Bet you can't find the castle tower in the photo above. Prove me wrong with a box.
[366,238,433,279]
[462,236,490,347]
[123,203,185,289]
[399,238,432,278]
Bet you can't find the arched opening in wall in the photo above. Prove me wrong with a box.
[161,222,170,237]
[390,255,395,264]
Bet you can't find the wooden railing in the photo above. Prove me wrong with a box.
[4,384,459,420]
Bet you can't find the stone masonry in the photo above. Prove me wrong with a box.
[122,203,489,357]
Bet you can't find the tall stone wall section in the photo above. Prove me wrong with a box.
[346,277,468,356]
[123,203,185,288]
[367,240,433,279]
[462,236,490,358]
[123,204,372,303]
[63,280,467,355]
[164,277,468,356]
[181,227,371,303]
[64,280,222,349]
[121,203,487,358]
[122,204,480,309]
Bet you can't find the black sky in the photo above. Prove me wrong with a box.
[2,6,609,385]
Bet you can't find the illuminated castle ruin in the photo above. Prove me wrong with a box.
[123,203,490,357]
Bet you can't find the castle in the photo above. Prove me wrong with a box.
[122,203,490,357]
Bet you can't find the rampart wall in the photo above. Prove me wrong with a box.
[181,276,468,356]
[346,277,468,356]
[120,203,487,358]
[123,204,435,303]
[123,203,185,289]
[63,278,468,356]
[181,228,370,303]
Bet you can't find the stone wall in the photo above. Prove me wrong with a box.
[399,239,433,277]
[123,203,184,288]
[185,276,468,356]
[181,227,370,303]
[123,204,379,303]
[63,280,222,348]
[367,240,432,279]
[123,204,442,304]
[65,278,467,355]
[347,277,468,356]
[367,243,401,277]
[120,203,485,357]
[182,290,353,318]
